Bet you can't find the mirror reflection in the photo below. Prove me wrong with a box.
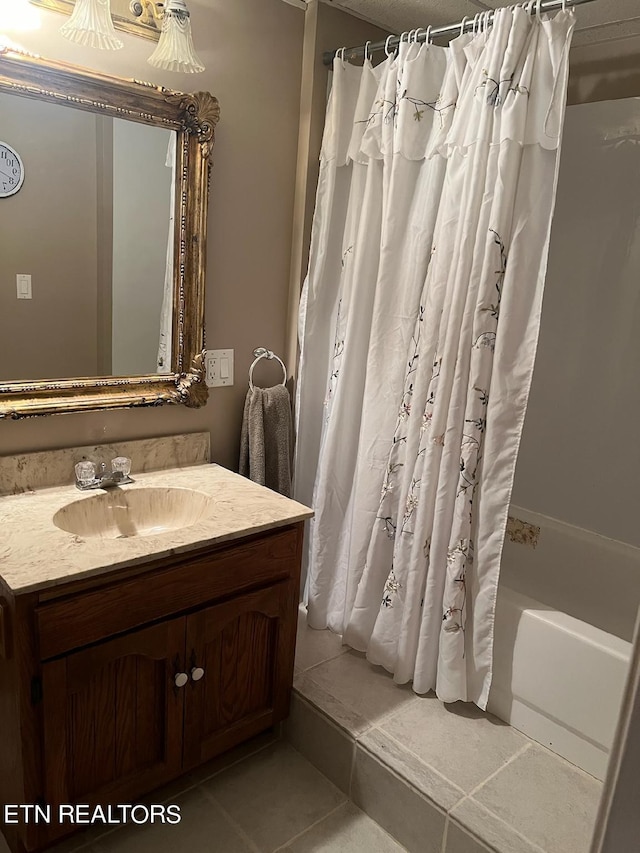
[0,92,176,381]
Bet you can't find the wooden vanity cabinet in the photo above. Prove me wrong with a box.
[0,523,303,853]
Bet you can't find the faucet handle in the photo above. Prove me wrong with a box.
[75,460,96,486]
[111,456,132,478]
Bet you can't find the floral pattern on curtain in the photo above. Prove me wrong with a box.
[295,6,575,707]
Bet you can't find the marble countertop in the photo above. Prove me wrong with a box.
[0,464,313,595]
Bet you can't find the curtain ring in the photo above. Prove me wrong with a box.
[364,40,371,61]
[536,0,543,20]
[473,13,481,35]
[425,25,433,44]
[484,10,492,32]
[459,16,469,37]
[413,27,424,44]
[385,34,395,56]
[562,0,568,10]
[337,47,346,61]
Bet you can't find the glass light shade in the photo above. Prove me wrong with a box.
[60,0,124,50]
[0,0,41,31]
[147,0,204,73]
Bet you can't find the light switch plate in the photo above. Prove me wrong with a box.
[205,349,234,387]
[16,274,32,299]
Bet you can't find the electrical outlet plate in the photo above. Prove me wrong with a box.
[204,349,234,388]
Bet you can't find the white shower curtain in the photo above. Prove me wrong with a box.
[295,6,575,707]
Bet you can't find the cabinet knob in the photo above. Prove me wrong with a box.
[191,666,205,682]
[174,672,189,688]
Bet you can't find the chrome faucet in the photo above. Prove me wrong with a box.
[74,457,133,491]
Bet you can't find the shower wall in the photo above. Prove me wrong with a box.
[512,95,640,555]
[492,97,640,778]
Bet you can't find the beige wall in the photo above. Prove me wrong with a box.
[0,93,99,380]
[284,0,388,372]
[2,0,304,471]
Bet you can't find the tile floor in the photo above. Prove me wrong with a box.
[0,607,604,853]
[287,606,604,853]
[0,735,405,853]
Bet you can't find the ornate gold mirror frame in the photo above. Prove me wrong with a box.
[0,47,219,418]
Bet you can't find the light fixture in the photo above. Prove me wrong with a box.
[147,0,204,73]
[0,0,40,32]
[60,0,124,50]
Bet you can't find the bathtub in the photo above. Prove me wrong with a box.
[488,506,640,781]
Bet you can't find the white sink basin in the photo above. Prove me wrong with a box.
[53,487,214,540]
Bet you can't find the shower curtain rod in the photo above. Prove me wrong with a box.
[323,0,597,66]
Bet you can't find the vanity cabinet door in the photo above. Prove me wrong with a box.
[41,617,186,811]
[183,581,297,768]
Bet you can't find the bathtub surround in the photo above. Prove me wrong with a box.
[295,7,576,707]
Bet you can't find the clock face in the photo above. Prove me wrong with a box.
[0,141,25,198]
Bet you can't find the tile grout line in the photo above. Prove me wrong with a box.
[191,735,278,786]
[294,648,553,852]
[293,678,373,739]
[296,663,424,737]
[197,784,262,853]
[440,816,449,853]
[448,795,548,853]
[293,688,370,737]
[189,737,290,853]
[353,740,448,817]
[364,725,466,805]
[464,742,532,801]
[271,801,347,852]
[297,646,349,676]
[347,730,357,800]
[359,693,422,731]
[84,737,279,846]
[446,741,550,853]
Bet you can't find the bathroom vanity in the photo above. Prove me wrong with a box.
[0,461,312,853]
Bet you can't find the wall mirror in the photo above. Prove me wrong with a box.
[0,46,219,417]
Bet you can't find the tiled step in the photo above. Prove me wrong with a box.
[286,608,603,853]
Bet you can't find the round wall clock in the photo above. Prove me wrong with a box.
[0,141,25,198]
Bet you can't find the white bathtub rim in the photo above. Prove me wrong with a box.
[491,585,631,780]
[498,587,631,662]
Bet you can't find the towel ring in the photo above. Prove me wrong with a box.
[249,348,287,392]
